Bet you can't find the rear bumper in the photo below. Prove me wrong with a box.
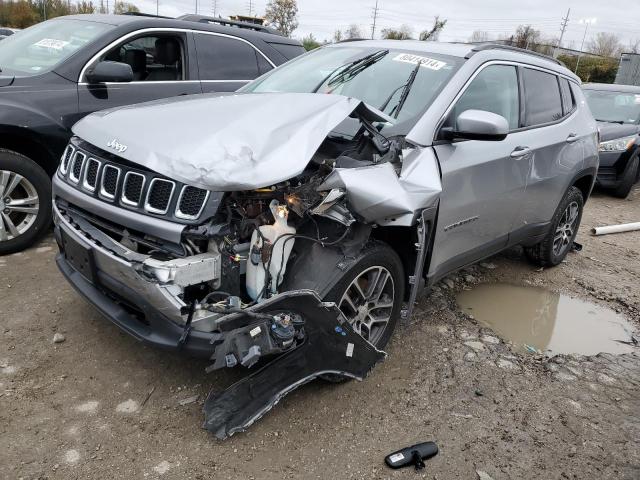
[596,150,637,188]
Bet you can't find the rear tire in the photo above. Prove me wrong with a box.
[611,155,638,199]
[525,186,584,267]
[320,242,405,382]
[0,150,52,255]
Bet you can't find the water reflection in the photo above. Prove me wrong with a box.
[456,284,636,355]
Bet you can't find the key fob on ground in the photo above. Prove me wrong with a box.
[385,441,439,470]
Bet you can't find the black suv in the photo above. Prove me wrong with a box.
[583,83,640,198]
[0,13,303,254]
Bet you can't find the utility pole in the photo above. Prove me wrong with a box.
[195,0,198,14]
[43,0,46,20]
[553,8,570,58]
[370,0,379,39]
[247,0,253,16]
[156,0,159,16]
[575,18,596,74]
[212,0,218,17]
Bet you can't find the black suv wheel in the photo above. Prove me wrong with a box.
[0,150,52,255]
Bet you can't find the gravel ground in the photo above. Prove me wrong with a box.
[1,186,639,480]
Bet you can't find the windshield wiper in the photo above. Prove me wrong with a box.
[595,118,625,124]
[312,49,389,93]
[388,60,423,119]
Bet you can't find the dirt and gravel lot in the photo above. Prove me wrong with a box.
[1,186,639,480]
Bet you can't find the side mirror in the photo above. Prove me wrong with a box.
[85,61,133,84]
[442,109,509,141]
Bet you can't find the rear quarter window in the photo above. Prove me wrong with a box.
[267,42,306,60]
[559,78,576,115]
[522,68,563,126]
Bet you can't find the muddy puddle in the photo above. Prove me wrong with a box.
[457,283,637,356]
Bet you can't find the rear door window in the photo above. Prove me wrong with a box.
[522,68,563,126]
[194,33,263,80]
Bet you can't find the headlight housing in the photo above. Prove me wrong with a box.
[598,135,637,152]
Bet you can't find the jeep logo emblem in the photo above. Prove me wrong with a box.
[107,139,127,153]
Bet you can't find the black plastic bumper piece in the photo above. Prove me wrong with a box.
[56,253,217,358]
[203,292,386,439]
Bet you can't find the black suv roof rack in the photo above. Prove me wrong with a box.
[467,43,563,66]
[177,14,283,36]
[122,12,172,19]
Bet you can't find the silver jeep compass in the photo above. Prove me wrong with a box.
[52,42,598,438]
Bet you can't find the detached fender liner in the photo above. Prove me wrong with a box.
[203,291,386,439]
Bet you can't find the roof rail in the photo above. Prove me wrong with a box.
[337,38,367,43]
[467,43,563,66]
[121,12,172,19]
[177,14,283,36]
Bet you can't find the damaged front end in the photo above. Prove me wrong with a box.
[53,92,441,437]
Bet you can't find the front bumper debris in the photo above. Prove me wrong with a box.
[54,193,387,439]
[203,291,386,439]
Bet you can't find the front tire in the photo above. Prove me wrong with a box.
[611,155,638,199]
[0,150,52,255]
[525,186,584,267]
[320,243,405,383]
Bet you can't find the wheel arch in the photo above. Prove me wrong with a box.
[569,167,597,204]
[0,126,61,176]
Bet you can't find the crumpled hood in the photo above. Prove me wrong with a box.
[73,92,374,191]
[597,121,640,142]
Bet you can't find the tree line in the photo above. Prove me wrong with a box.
[0,0,139,28]
[1,0,634,84]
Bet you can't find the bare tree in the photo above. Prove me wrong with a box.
[627,38,640,54]
[381,24,413,40]
[587,32,622,58]
[511,25,541,50]
[113,1,139,14]
[333,29,343,43]
[344,24,364,39]
[419,16,446,41]
[469,30,491,43]
[264,0,298,37]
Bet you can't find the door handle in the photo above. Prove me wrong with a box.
[566,133,579,143]
[510,146,531,158]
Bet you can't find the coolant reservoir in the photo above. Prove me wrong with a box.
[246,200,296,301]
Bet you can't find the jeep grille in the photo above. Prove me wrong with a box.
[57,142,214,223]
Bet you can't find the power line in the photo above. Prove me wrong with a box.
[370,0,380,39]
[553,8,570,58]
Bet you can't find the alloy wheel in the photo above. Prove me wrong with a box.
[0,170,40,242]
[338,266,395,345]
[552,200,579,257]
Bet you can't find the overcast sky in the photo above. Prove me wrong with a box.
[131,0,638,49]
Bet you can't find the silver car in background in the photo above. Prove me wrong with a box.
[52,41,598,436]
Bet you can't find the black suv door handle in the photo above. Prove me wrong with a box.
[510,146,531,158]
[566,133,579,143]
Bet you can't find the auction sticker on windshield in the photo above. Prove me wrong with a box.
[34,38,70,50]
[392,53,446,70]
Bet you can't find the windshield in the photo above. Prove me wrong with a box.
[242,46,462,133]
[584,89,640,125]
[0,19,114,76]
